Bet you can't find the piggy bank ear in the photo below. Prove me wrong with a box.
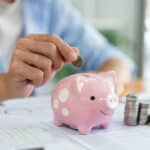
[103,71,116,84]
[76,76,88,93]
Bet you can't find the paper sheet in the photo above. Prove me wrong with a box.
[0,121,86,150]
[0,95,149,150]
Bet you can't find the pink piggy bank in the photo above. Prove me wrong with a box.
[51,71,118,134]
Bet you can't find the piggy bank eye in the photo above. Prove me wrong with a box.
[90,96,96,101]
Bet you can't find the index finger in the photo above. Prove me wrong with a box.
[28,34,78,62]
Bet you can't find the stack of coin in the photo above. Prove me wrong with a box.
[124,94,139,126]
[138,102,150,125]
[146,115,150,125]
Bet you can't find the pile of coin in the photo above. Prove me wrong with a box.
[124,93,150,126]
[146,116,150,125]
[124,94,139,126]
[138,102,150,125]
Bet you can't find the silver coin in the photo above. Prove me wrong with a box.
[126,93,137,102]
[126,93,137,99]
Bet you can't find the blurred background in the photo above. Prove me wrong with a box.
[40,0,150,94]
[71,0,141,61]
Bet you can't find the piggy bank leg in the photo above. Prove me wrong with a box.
[78,125,92,135]
[100,122,109,129]
[53,119,63,126]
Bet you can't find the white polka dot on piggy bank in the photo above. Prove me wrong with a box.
[53,99,59,109]
[62,107,69,117]
[51,71,118,135]
[58,88,69,103]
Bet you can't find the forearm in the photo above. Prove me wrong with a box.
[97,58,132,96]
[98,58,131,84]
[0,73,9,102]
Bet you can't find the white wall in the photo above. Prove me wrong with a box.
[146,0,150,18]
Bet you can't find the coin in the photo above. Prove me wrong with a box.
[127,93,137,98]
[72,56,84,68]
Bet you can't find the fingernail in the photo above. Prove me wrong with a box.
[69,51,77,61]
[72,47,79,55]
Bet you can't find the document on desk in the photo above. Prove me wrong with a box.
[0,118,86,150]
[0,95,149,150]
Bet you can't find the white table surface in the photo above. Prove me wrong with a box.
[0,95,149,150]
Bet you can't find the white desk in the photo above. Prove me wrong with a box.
[0,95,149,150]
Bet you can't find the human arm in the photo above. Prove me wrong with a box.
[98,58,131,95]
[48,0,135,95]
[0,35,78,101]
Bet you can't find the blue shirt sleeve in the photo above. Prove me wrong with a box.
[48,0,135,73]
[0,58,4,72]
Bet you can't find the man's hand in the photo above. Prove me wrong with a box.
[1,34,78,100]
[98,58,131,97]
